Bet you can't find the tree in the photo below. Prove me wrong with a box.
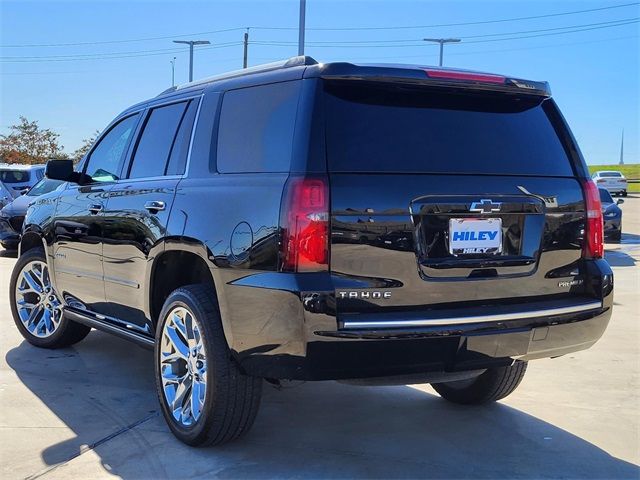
[73,130,100,162]
[0,116,67,164]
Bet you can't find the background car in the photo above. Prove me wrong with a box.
[0,177,64,250]
[0,164,46,197]
[0,181,13,210]
[592,170,628,197]
[600,187,624,242]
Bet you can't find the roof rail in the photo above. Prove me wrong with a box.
[158,56,318,96]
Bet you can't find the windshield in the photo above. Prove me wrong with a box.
[0,170,31,183]
[323,81,574,176]
[27,178,64,197]
[599,188,614,204]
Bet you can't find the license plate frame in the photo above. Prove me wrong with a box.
[449,218,503,256]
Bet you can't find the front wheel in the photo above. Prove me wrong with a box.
[155,284,262,447]
[431,361,527,405]
[9,248,91,348]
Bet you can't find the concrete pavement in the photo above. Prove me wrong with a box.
[1,198,639,479]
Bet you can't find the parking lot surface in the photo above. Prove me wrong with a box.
[1,198,639,479]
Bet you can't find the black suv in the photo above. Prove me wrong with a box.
[10,57,613,447]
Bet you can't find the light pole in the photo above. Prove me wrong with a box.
[170,57,176,87]
[243,29,249,69]
[423,38,461,67]
[173,40,210,82]
[298,0,306,56]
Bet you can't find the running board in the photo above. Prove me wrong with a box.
[64,308,155,349]
[341,300,603,329]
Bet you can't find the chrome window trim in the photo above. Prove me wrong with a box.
[182,94,204,178]
[341,300,603,329]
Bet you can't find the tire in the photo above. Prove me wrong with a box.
[610,230,622,242]
[622,190,628,197]
[432,361,527,405]
[155,284,262,447]
[9,247,91,349]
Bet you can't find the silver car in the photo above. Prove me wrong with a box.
[0,164,46,197]
[592,170,628,197]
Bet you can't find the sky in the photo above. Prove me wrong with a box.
[0,0,638,165]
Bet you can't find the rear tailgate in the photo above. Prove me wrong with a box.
[322,80,593,322]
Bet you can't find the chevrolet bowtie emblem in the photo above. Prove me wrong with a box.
[470,199,502,214]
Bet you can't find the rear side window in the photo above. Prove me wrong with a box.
[216,81,301,173]
[166,100,199,176]
[128,101,189,179]
[323,81,574,176]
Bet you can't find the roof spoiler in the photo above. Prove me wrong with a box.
[313,63,551,97]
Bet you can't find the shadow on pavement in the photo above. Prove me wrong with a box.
[6,331,639,479]
[605,233,638,267]
[619,232,640,245]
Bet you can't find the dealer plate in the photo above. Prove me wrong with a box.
[449,218,502,255]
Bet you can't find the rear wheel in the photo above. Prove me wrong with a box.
[611,230,622,242]
[10,248,91,348]
[622,190,628,197]
[155,284,262,446]
[431,361,527,405]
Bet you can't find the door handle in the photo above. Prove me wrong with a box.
[88,203,103,214]
[144,200,166,212]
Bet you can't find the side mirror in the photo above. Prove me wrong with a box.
[617,199,624,205]
[45,159,75,182]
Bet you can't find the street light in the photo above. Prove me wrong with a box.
[170,57,176,87]
[423,38,461,67]
[173,40,210,82]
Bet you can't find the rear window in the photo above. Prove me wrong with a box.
[599,172,623,177]
[0,170,30,183]
[323,81,574,176]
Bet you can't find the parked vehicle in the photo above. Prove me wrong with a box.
[0,181,13,210]
[592,170,628,197]
[11,57,613,447]
[0,164,46,197]
[0,177,65,249]
[599,187,624,242]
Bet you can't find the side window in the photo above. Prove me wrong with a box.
[166,100,199,176]
[85,114,140,183]
[128,101,188,179]
[216,81,301,173]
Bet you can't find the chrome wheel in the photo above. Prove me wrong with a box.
[160,306,207,427]
[15,260,63,338]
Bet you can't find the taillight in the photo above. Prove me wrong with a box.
[424,69,506,84]
[280,176,329,272]
[581,179,604,259]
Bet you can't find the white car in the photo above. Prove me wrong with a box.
[592,170,628,197]
[0,164,46,197]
